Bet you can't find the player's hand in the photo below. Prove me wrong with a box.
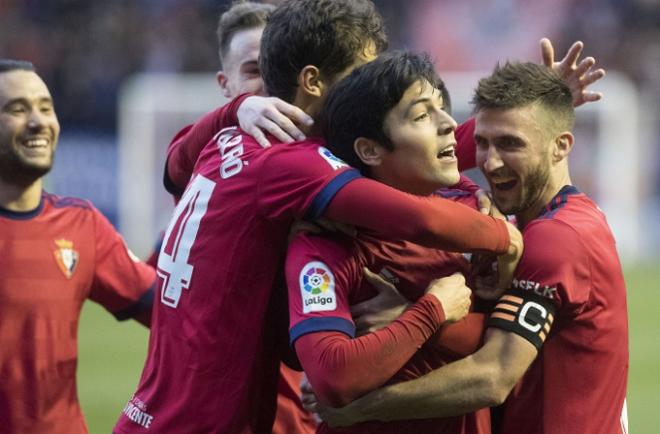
[237,96,314,147]
[351,268,410,335]
[315,397,369,427]
[540,38,606,107]
[475,221,523,300]
[300,375,323,424]
[475,189,492,215]
[425,273,471,323]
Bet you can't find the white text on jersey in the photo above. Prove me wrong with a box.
[215,127,244,179]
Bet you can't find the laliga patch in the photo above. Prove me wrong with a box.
[318,146,347,170]
[53,239,79,279]
[300,261,337,313]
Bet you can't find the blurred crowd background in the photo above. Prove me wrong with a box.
[1,0,659,254]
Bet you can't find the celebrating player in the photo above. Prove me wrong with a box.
[114,1,522,433]
[0,59,156,434]
[316,62,629,434]
[287,50,495,434]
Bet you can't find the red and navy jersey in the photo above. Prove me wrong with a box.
[487,186,629,434]
[287,189,489,434]
[0,192,155,434]
[114,127,361,434]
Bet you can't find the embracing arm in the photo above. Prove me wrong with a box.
[296,294,444,408]
[320,328,537,426]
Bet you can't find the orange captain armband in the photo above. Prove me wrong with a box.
[487,288,557,350]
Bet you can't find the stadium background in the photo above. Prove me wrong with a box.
[1,0,658,432]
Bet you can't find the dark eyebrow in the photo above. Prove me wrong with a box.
[404,93,444,118]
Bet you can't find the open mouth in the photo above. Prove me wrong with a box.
[493,179,517,191]
[23,138,49,149]
[437,144,456,160]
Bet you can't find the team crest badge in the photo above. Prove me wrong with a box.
[299,261,337,313]
[53,239,79,279]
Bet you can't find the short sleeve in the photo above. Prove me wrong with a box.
[88,207,156,320]
[514,219,591,315]
[285,233,360,345]
[257,142,361,222]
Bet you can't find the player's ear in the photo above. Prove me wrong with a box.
[216,71,232,99]
[354,137,384,167]
[552,132,574,163]
[298,65,324,98]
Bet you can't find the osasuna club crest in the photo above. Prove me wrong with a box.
[53,239,79,279]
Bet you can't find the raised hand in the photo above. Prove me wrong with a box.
[540,38,606,107]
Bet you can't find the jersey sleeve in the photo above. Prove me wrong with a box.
[456,118,476,172]
[325,177,509,254]
[487,219,591,349]
[88,207,157,321]
[257,144,362,222]
[286,233,359,343]
[165,93,251,196]
[287,234,447,407]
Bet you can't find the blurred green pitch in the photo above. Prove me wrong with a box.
[77,262,660,433]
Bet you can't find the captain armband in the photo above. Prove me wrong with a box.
[487,288,557,350]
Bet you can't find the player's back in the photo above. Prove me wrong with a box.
[501,186,629,434]
[115,128,360,434]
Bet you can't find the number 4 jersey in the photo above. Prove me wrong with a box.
[114,128,361,433]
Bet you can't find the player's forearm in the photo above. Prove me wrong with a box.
[165,93,251,191]
[325,178,510,254]
[344,352,502,423]
[296,294,445,407]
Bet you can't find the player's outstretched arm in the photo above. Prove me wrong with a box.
[295,275,471,408]
[540,37,606,107]
[317,328,537,427]
[324,178,517,255]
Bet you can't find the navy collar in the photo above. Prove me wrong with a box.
[0,193,45,220]
[537,185,580,220]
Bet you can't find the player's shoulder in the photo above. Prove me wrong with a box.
[262,137,350,169]
[529,185,606,240]
[289,232,356,262]
[43,192,94,212]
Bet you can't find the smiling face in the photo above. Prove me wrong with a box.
[475,104,556,218]
[0,70,60,185]
[374,79,459,195]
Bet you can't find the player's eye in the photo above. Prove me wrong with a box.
[7,105,27,114]
[413,112,430,122]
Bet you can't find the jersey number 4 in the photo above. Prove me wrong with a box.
[157,175,216,308]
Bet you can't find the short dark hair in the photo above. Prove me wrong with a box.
[260,0,388,102]
[472,62,575,131]
[0,59,35,74]
[216,1,274,68]
[319,51,448,175]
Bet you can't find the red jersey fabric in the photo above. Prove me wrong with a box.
[115,127,364,434]
[0,192,155,434]
[287,189,490,434]
[489,186,629,434]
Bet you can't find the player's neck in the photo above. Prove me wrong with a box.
[0,178,43,212]
[516,171,573,228]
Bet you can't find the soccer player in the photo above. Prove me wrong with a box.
[0,59,156,434]
[114,1,522,433]
[286,51,496,434]
[216,3,318,433]
[315,62,629,434]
